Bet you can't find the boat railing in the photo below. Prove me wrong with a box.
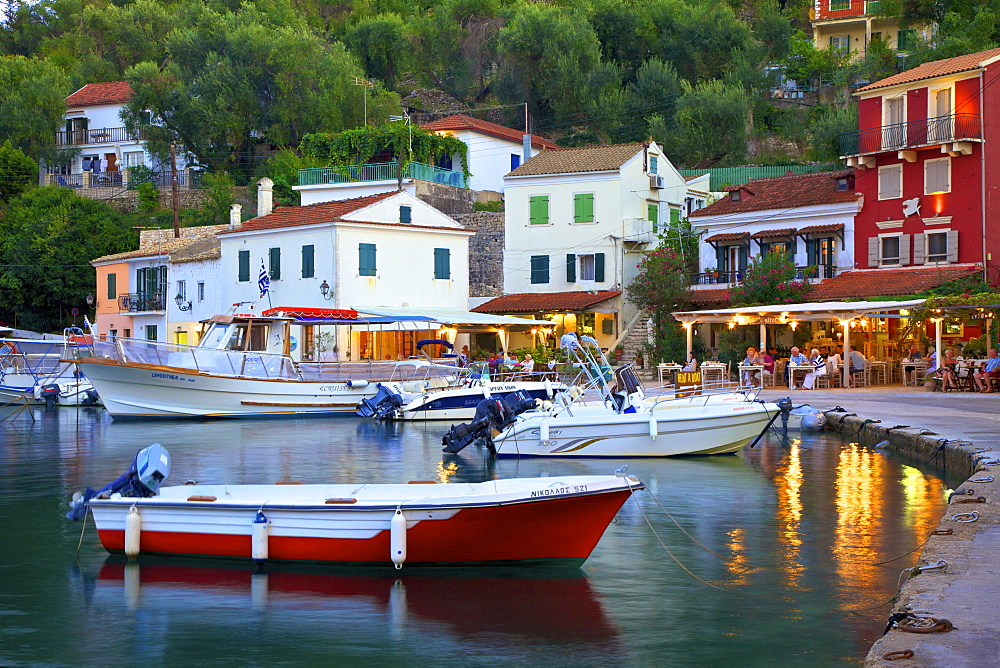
[1,338,79,382]
[647,384,760,409]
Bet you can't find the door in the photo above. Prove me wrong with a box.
[931,88,952,142]
[883,98,904,148]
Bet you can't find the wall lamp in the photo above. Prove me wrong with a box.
[175,294,192,311]
[319,280,333,300]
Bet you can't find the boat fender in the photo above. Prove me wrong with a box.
[390,509,407,569]
[568,386,583,400]
[347,379,369,389]
[543,378,553,399]
[124,506,141,558]
[482,383,491,399]
[539,419,550,445]
[649,412,658,440]
[541,400,553,411]
[252,510,269,564]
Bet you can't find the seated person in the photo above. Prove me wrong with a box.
[682,353,698,372]
[848,346,867,386]
[741,347,761,384]
[974,348,1000,392]
[827,346,843,376]
[935,348,959,391]
[520,354,535,375]
[762,348,776,375]
[802,348,826,390]
[904,344,922,360]
[785,346,808,386]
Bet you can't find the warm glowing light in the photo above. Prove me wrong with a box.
[728,321,736,329]
[789,321,798,331]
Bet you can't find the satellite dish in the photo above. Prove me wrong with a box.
[902,197,921,217]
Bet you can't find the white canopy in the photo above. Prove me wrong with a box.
[672,299,927,324]
[352,306,551,327]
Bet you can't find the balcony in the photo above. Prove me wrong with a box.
[118,292,166,313]
[55,126,148,146]
[298,161,466,189]
[840,113,982,158]
[692,265,837,286]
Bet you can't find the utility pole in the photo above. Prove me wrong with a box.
[170,143,180,238]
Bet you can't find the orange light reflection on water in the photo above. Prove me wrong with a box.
[899,464,949,542]
[833,445,885,598]
[771,439,806,590]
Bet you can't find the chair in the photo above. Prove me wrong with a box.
[761,364,777,387]
[850,362,868,388]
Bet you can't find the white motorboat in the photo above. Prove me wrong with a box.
[72,309,462,419]
[357,362,567,421]
[442,334,779,458]
[68,445,644,568]
[0,334,100,406]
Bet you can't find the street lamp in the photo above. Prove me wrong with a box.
[319,280,333,300]
[85,294,94,307]
[175,294,192,311]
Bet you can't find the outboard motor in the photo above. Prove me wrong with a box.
[776,397,793,435]
[81,388,101,406]
[40,384,61,410]
[66,444,171,520]
[442,390,537,454]
[356,383,405,419]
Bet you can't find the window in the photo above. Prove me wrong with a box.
[109,329,118,339]
[570,253,605,282]
[434,248,450,279]
[238,250,250,281]
[897,28,916,51]
[138,111,152,126]
[878,164,902,199]
[669,208,681,227]
[268,247,281,280]
[197,281,205,302]
[123,151,144,168]
[359,243,377,276]
[106,272,117,300]
[649,156,658,174]
[511,154,521,171]
[647,203,658,232]
[301,244,315,278]
[836,177,850,191]
[436,154,453,171]
[176,280,186,301]
[145,325,158,341]
[926,232,948,263]
[829,0,850,10]
[830,34,850,54]
[729,191,741,202]
[123,328,131,338]
[136,266,166,302]
[399,205,411,224]
[81,154,99,171]
[530,255,549,284]
[925,157,950,194]
[806,237,836,270]
[574,193,594,223]
[881,236,901,265]
[529,196,549,225]
[883,97,905,148]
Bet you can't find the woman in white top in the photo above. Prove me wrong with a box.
[682,353,698,372]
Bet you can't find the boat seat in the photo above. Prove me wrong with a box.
[427,377,450,388]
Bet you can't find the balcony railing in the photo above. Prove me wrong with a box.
[693,265,837,286]
[298,161,466,188]
[55,126,148,146]
[118,292,165,313]
[840,113,982,157]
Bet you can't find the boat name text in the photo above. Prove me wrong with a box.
[530,485,586,498]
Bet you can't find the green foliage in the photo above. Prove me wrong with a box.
[300,123,469,178]
[135,181,160,214]
[626,245,691,312]
[0,140,38,202]
[667,79,749,167]
[258,149,326,207]
[729,250,811,307]
[807,104,858,162]
[344,13,409,89]
[473,200,503,212]
[0,55,71,163]
[199,171,236,225]
[0,187,138,332]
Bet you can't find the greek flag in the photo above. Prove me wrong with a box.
[83,315,95,335]
[258,262,270,297]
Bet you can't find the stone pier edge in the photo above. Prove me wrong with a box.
[823,411,1000,666]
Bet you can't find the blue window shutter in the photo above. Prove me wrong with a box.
[738,245,748,272]
[650,156,658,174]
[399,205,411,223]
[511,154,521,170]
[531,255,549,284]
[238,250,250,282]
[301,245,315,278]
[359,243,377,276]
[269,247,281,280]
[595,253,605,282]
[434,248,450,279]
[566,253,576,282]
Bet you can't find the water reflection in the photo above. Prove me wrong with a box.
[773,440,805,590]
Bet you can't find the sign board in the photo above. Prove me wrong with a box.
[675,371,703,398]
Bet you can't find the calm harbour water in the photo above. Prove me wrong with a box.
[0,406,961,666]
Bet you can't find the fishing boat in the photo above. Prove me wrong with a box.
[71,308,462,419]
[357,361,567,421]
[442,334,779,458]
[68,444,644,568]
[0,333,100,406]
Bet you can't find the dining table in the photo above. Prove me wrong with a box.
[700,363,727,387]
[786,364,813,390]
[738,364,763,388]
[658,363,682,385]
[867,360,888,385]
[901,360,928,386]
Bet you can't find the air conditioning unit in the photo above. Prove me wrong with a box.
[649,174,665,189]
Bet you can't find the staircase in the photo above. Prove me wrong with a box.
[617,311,656,382]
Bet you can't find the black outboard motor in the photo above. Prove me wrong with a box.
[776,396,793,434]
[81,388,100,406]
[40,384,60,410]
[66,443,171,520]
[442,390,537,454]
[356,383,405,419]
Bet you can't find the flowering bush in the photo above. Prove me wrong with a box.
[729,250,811,307]
[626,246,691,311]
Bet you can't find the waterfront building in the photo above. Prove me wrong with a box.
[810,0,931,60]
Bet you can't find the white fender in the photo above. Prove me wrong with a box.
[482,382,492,399]
[648,412,658,440]
[252,511,269,564]
[347,379,369,389]
[124,506,141,558]
[539,419,550,444]
[543,378,553,399]
[390,509,407,569]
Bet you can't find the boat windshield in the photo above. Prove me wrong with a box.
[199,323,270,351]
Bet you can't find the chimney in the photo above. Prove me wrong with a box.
[522,134,531,165]
[257,177,274,217]
[229,203,242,230]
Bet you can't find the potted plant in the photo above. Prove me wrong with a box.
[634,352,644,368]
[613,345,624,363]
[804,265,818,278]
[704,267,719,280]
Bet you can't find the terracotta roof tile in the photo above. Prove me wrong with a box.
[221,192,397,234]
[808,266,981,300]
[507,143,644,177]
[66,81,134,107]
[798,223,845,235]
[705,232,750,243]
[423,114,560,150]
[688,288,730,306]
[858,48,1000,92]
[92,225,228,263]
[750,228,796,239]
[690,170,858,218]
[472,290,621,313]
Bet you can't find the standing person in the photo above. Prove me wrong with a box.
[487,352,500,379]
[785,346,808,387]
[802,348,826,390]
[974,348,1000,392]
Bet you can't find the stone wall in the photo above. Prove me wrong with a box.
[415,181,474,215]
[454,211,504,298]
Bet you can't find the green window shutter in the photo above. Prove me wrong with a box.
[238,250,250,282]
[595,253,605,282]
[738,245,748,272]
[648,203,658,232]
[566,253,576,282]
[716,246,727,271]
[269,247,281,280]
[359,243,377,276]
[806,238,817,265]
[898,29,915,51]
[530,255,549,284]
[650,156,658,174]
[529,196,549,225]
[399,205,411,223]
[65,119,73,135]
[670,208,680,226]
[434,248,450,279]
[107,273,116,301]
[573,193,594,222]
[301,244,314,278]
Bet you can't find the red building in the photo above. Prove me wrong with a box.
[843,48,1000,285]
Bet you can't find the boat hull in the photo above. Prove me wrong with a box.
[493,402,776,457]
[77,359,379,418]
[87,476,639,567]
[397,381,559,421]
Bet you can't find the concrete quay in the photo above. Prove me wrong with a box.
[757,387,1000,666]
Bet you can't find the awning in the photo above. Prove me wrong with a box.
[471,290,621,314]
[672,299,927,324]
[352,306,550,326]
